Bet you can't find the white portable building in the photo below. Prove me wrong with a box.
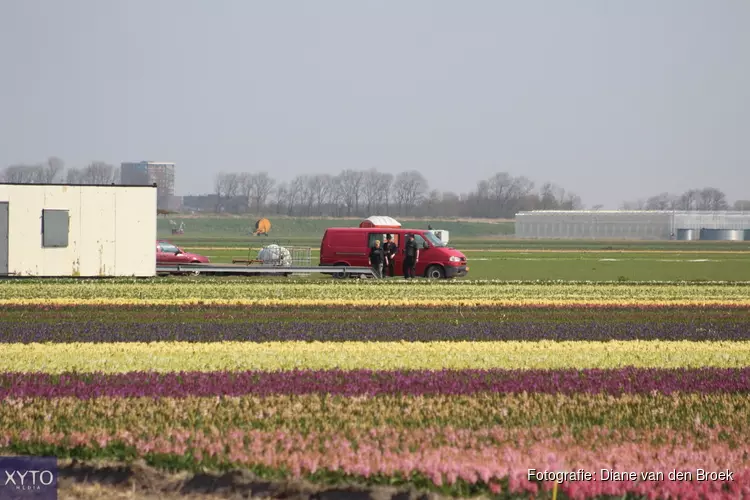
[0,183,157,277]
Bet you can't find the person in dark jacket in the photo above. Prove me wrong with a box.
[382,234,397,277]
[368,240,385,278]
[403,234,419,279]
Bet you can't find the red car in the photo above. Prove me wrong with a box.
[156,240,210,264]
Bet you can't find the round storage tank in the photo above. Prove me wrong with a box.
[699,229,745,241]
[676,229,697,241]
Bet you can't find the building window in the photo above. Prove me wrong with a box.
[42,209,69,248]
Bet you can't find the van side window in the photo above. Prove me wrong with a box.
[368,233,386,247]
[414,234,428,248]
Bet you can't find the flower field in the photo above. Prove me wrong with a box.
[1,278,749,498]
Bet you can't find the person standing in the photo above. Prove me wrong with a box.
[403,234,419,279]
[368,240,384,278]
[382,234,397,277]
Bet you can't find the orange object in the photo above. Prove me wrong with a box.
[253,218,271,235]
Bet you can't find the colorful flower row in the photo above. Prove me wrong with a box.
[7,297,750,307]
[3,320,749,343]
[2,394,749,433]
[2,368,749,397]
[3,341,750,373]
[2,303,749,323]
[1,281,750,304]
[0,426,746,498]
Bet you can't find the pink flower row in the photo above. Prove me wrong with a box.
[2,426,747,499]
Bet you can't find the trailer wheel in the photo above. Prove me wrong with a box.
[426,265,445,279]
[332,263,349,279]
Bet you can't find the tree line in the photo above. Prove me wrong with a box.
[5,158,747,217]
[211,169,583,219]
[621,188,750,212]
[1,158,119,185]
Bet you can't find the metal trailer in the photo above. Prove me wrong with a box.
[156,263,377,278]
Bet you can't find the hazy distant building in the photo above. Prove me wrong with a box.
[515,210,750,240]
[120,161,180,211]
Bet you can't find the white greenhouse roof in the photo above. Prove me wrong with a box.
[363,216,401,226]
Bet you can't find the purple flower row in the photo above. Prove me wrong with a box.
[1,321,749,343]
[2,368,749,399]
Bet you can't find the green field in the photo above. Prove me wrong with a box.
[158,215,515,242]
[181,247,750,281]
[158,215,750,281]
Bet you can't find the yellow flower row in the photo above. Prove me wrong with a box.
[3,341,748,373]
[1,281,749,305]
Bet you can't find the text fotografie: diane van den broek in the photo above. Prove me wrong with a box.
[600,469,734,482]
[528,469,734,482]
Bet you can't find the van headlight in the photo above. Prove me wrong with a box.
[449,256,461,262]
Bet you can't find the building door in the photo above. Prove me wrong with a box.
[0,202,8,275]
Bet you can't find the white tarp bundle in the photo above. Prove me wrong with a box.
[258,244,292,267]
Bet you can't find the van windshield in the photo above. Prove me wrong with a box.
[423,231,446,247]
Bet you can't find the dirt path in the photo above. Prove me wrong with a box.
[57,460,453,500]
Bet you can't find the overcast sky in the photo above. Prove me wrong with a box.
[1,0,747,208]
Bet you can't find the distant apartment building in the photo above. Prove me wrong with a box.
[120,161,181,211]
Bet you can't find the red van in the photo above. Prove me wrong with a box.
[319,228,468,279]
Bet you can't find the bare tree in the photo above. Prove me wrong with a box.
[273,183,288,214]
[645,192,678,210]
[376,172,393,213]
[238,173,253,212]
[298,175,316,215]
[214,172,240,212]
[225,173,240,198]
[66,168,83,184]
[539,183,558,210]
[2,165,39,183]
[336,169,364,216]
[393,170,428,215]
[561,193,584,210]
[328,176,343,216]
[307,174,332,215]
[250,172,275,213]
[678,189,700,211]
[44,157,65,183]
[359,169,394,214]
[483,173,535,217]
[424,189,442,214]
[287,176,305,215]
[361,169,382,214]
[487,172,514,209]
[696,187,728,211]
[80,162,115,184]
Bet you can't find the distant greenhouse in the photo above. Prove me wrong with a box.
[514,211,750,240]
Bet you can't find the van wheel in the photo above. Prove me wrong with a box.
[426,265,445,279]
[332,263,349,279]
